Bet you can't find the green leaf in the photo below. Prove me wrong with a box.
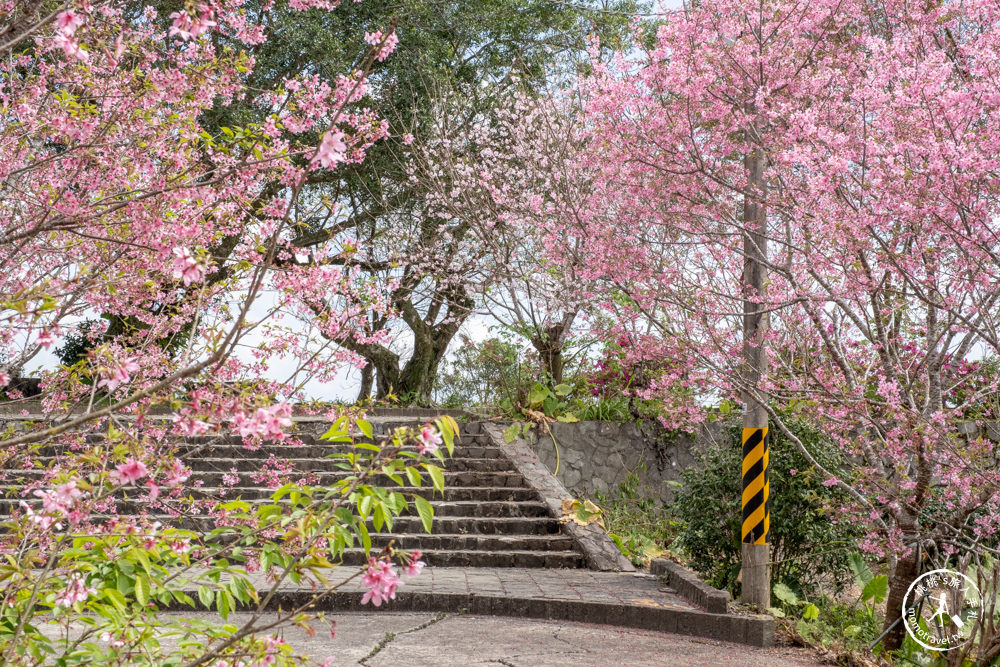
[357,521,372,555]
[768,607,786,618]
[862,575,888,605]
[527,385,549,406]
[849,553,873,586]
[103,587,127,612]
[772,582,800,607]
[503,423,519,443]
[556,413,579,423]
[134,549,152,575]
[425,464,445,494]
[802,603,819,621]
[413,496,434,534]
[198,585,214,609]
[553,383,572,396]
[217,589,231,620]
[173,590,196,607]
[358,494,373,518]
[357,419,373,439]
[405,467,422,486]
[135,574,150,607]
[219,500,250,513]
[320,417,349,442]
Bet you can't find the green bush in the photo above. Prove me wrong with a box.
[434,335,536,409]
[668,418,857,598]
[596,466,678,567]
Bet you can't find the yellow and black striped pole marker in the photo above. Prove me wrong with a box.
[741,426,770,545]
[741,426,770,607]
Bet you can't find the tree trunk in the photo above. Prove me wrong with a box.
[534,339,564,385]
[532,317,575,386]
[356,363,374,403]
[366,331,453,404]
[882,530,921,652]
[546,347,564,385]
[397,334,450,404]
[371,351,401,400]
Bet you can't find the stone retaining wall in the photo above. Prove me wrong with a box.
[525,419,1000,504]
[522,420,724,503]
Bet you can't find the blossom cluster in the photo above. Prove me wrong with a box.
[360,551,425,606]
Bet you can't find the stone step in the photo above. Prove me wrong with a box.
[367,533,578,552]
[0,485,541,503]
[338,548,586,568]
[2,497,551,518]
[1,421,590,570]
[16,456,514,473]
[176,444,504,460]
[0,470,530,488]
[20,443,505,460]
[189,457,512,473]
[98,515,566,535]
[73,432,495,447]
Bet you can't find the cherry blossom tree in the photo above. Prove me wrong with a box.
[406,82,601,387]
[575,0,1000,653]
[0,1,457,663]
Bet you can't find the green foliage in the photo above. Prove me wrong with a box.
[435,335,536,409]
[56,319,101,367]
[436,333,651,424]
[668,418,857,597]
[570,395,635,422]
[596,467,677,567]
[771,553,886,656]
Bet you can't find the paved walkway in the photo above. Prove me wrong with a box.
[161,612,823,666]
[195,566,772,647]
[275,566,696,610]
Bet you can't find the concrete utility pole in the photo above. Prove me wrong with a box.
[740,113,770,609]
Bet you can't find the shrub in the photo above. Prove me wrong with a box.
[596,466,678,567]
[435,335,535,409]
[668,418,857,597]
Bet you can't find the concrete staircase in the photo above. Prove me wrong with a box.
[3,419,589,569]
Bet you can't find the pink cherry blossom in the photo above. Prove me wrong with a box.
[169,5,217,42]
[97,357,140,392]
[163,459,191,488]
[52,33,89,62]
[55,575,96,608]
[37,329,56,351]
[173,413,210,437]
[364,29,398,62]
[171,247,206,286]
[416,425,442,456]
[360,557,401,607]
[312,130,348,169]
[33,480,83,516]
[111,460,148,486]
[402,550,425,577]
[56,11,84,34]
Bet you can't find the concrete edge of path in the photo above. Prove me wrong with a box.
[172,588,775,647]
[651,558,732,615]
[480,422,636,573]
